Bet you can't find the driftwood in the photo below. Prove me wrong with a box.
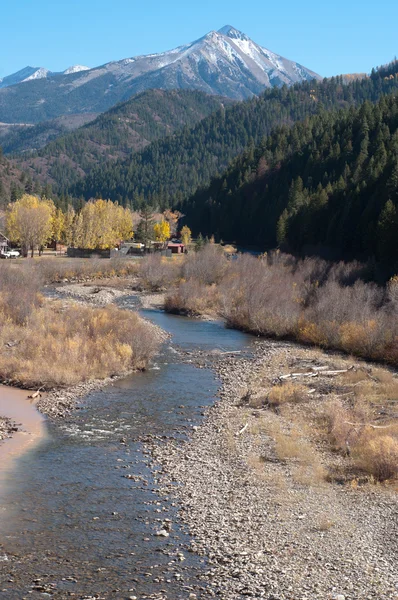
[345,421,395,430]
[27,387,43,399]
[279,367,352,381]
[236,423,248,436]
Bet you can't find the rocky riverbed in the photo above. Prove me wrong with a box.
[149,341,398,600]
[0,416,18,441]
[1,281,397,599]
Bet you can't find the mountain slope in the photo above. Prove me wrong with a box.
[181,93,398,265]
[0,149,36,208]
[0,26,320,123]
[0,65,89,88]
[0,114,98,155]
[11,89,230,189]
[70,62,398,207]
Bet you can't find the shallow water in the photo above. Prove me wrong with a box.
[0,302,255,598]
[0,386,46,488]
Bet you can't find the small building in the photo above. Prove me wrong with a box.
[0,233,10,253]
[119,241,145,255]
[167,242,185,254]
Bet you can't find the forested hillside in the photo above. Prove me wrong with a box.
[0,148,39,208]
[182,93,398,264]
[71,62,398,207]
[0,113,97,155]
[12,90,229,191]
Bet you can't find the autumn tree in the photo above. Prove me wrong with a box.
[153,220,171,245]
[6,194,55,257]
[63,205,76,246]
[52,207,65,249]
[70,199,133,249]
[163,209,181,236]
[180,225,192,247]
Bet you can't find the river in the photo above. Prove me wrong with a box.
[0,302,255,599]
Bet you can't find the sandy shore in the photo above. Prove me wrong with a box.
[150,341,398,600]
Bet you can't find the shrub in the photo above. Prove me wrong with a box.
[267,382,307,408]
[354,432,398,481]
[139,255,181,291]
[0,262,43,324]
[165,279,219,316]
[183,244,227,285]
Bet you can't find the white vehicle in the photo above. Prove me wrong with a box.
[0,248,20,259]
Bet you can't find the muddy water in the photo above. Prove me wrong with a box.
[0,305,255,599]
[0,386,47,488]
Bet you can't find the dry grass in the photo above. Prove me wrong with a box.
[243,347,398,485]
[267,382,307,408]
[35,256,140,283]
[0,262,159,388]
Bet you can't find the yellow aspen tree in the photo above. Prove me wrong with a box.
[154,219,171,244]
[52,207,65,246]
[63,205,76,246]
[180,225,192,247]
[6,194,55,257]
[163,209,181,235]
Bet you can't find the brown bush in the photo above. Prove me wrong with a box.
[138,255,182,291]
[0,262,43,324]
[324,398,398,481]
[354,432,398,481]
[165,279,219,316]
[183,244,227,285]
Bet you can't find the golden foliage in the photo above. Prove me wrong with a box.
[153,219,171,243]
[6,194,55,255]
[180,225,192,247]
[71,199,133,249]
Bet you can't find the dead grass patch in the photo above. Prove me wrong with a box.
[267,382,308,408]
[0,299,158,388]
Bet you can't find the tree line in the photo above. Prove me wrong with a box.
[181,93,398,266]
[5,195,187,256]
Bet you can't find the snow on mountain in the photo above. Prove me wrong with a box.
[0,66,45,88]
[23,67,51,82]
[0,65,90,88]
[0,26,321,123]
[63,65,90,75]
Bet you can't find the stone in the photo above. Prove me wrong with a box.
[155,530,170,537]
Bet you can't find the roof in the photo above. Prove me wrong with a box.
[0,232,9,243]
[167,242,184,247]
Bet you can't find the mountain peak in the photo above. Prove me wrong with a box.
[218,25,250,41]
[63,65,90,75]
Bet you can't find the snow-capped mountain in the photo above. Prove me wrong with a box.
[0,26,320,123]
[63,65,90,75]
[0,66,46,88]
[0,65,91,89]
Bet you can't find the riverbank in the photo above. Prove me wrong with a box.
[150,341,398,600]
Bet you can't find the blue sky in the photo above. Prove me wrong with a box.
[1,0,397,79]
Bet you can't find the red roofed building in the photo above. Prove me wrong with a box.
[167,242,185,254]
